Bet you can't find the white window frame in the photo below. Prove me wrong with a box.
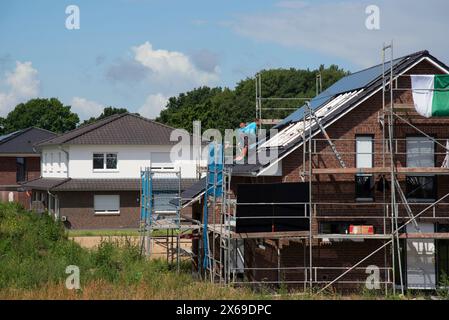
[406,137,436,202]
[356,136,373,169]
[61,152,67,173]
[92,152,118,172]
[57,152,61,173]
[42,153,47,173]
[50,153,54,173]
[355,135,374,201]
[94,194,120,215]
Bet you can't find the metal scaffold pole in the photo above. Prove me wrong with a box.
[139,167,198,273]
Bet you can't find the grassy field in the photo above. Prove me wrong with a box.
[0,202,265,299]
[0,202,447,300]
[67,228,187,237]
[67,229,140,237]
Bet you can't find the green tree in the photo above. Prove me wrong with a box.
[0,117,5,135]
[3,98,79,134]
[81,106,131,126]
[156,65,349,133]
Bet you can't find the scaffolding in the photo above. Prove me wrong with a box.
[140,167,199,271]
[197,43,449,294]
[255,72,314,128]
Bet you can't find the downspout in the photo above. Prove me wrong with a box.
[47,190,57,219]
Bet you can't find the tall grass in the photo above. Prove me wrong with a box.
[0,203,432,300]
[0,202,266,299]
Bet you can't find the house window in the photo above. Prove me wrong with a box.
[93,153,118,170]
[406,137,436,201]
[151,152,175,170]
[16,157,26,182]
[94,195,120,214]
[355,135,374,200]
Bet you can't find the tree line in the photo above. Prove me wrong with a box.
[0,65,348,135]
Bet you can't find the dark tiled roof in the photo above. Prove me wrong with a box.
[37,113,180,146]
[0,127,57,154]
[22,177,198,192]
[20,177,70,190]
[52,179,140,191]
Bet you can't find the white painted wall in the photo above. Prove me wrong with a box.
[41,144,202,179]
[41,147,68,178]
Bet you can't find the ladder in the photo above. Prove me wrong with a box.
[306,103,346,168]
[394,177,420,232]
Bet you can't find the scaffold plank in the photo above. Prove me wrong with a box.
[312,167,449,175]
[399,232,449,239]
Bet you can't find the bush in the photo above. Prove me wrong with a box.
[437,272,449,299]
[0,202,185,289]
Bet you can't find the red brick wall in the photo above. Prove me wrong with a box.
[58,191,140,229]
[59,191,192,230]
[0,156,39,209]
[230,59,449,287]
[0,157,17,185]
[0,156,41,185]
[26,157,41,181]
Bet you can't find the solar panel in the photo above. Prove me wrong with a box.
[274,56,407,128]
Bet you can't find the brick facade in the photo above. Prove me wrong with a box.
[0,156,41,209]
[58,191,141,229]
[215,59,449,289]
[58,191,192,230]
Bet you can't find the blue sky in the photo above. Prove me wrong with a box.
[1,0,448,120]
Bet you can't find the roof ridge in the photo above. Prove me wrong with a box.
[39,113,126,146]
[30,126,57,135]
[127,113,179,131]
[63,113,126,143]
[346,50,427,77]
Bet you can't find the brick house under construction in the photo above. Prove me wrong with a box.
[183,50,449,292]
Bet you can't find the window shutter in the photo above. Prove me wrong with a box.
[94,195,120,213]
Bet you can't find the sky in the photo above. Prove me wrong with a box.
[0,0,448,120]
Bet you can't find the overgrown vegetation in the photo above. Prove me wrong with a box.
[437,272,449,299]
[0,202,264,299]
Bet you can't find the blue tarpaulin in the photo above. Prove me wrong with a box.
[203,143,224,268]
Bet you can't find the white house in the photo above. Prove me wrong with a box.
[23,113,202,229]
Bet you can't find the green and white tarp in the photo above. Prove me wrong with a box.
[411,74,449,117]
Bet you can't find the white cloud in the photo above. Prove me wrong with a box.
[132,42,219,90]
[70,97,104,120]
[0,61,40,116]
[231,0,449,67]
[138,93,169,119]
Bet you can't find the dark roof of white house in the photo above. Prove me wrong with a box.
[37,113,181,146]
[21,177,198,192]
